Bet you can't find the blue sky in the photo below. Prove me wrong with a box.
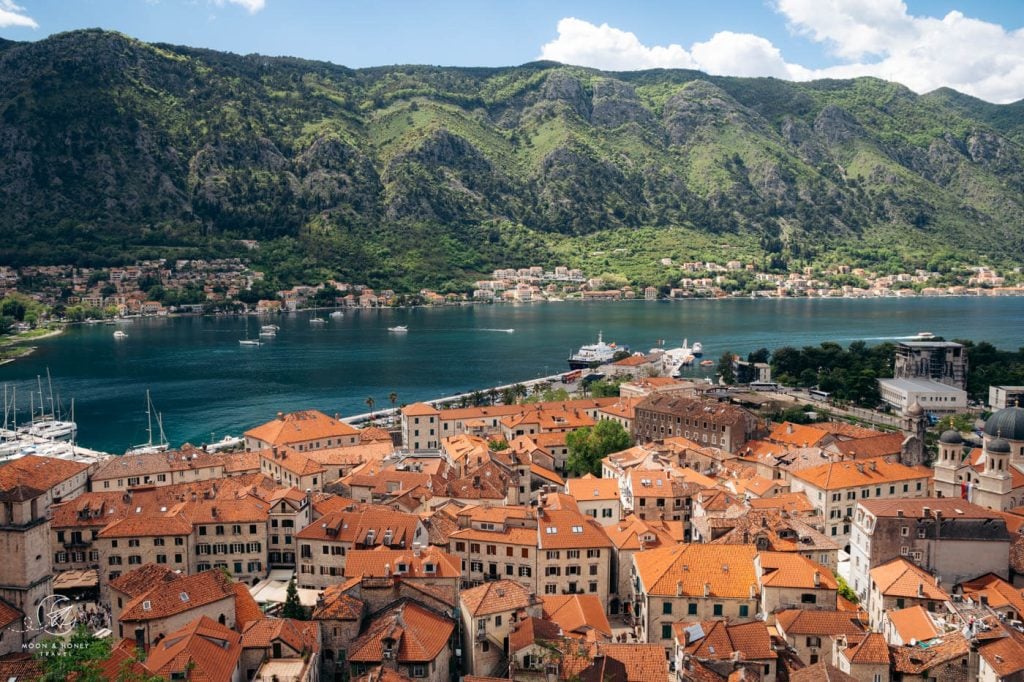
[2,1,1024,102]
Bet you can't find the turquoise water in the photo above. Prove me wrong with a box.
[1,297,1022,454]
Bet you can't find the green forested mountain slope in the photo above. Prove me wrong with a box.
[1,29,1023,288]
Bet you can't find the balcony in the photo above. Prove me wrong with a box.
[63,540,90,549]
[475,629,488,641]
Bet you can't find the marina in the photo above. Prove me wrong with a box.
[0,297,1020,454]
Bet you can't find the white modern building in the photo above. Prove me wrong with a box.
[877,378,967,415]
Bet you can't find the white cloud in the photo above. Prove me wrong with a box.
[212,0,265,14]
[538,7,1024,103]
[539,17,695,71]
[0,0,38,29]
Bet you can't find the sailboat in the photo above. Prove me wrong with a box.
[24,370,77,442]
[309,302,327,326]
[125,390,170,456]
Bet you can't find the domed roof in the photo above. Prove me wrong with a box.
[906,401,924,417]
[939,430,963,444]
[988,437,1012,454]
[984,406,1024,441]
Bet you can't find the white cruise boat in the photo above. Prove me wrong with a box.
[568,331,621,369]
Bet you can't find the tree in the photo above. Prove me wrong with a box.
[388,392,398,412]
[566,420,633,476]
[36,625,111,682]
[836,574,859,604]
[717,351,736,385]
[365,396,375,420]
[282,578,306,620]
[488,438,509,451]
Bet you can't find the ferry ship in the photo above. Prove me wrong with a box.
[568,332,621,369]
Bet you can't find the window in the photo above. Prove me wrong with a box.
[602,508,613,518]
[455,542,466,552]
[688,603,697,615]
[546,551,560,560]
[713,604,723,616]
[546,567,561,576]
[587,549,600,558]
[663,602,673,615]
[661,624,672,640]
[411,664,427,678]
[900,527,909,536]
[128,539,140,548]
[567,550,580,559]
[589,582,597,593]
[153,538,165,546]
[174,537,184,546]
[801,594,817,604]
[589,565,598,576]
[807,636,821,647]
[519,566,532,577]
[739,605,749,617]
[471,561,483,572]
[544,584,557,594]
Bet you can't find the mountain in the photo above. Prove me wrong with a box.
[2,29,1023,289]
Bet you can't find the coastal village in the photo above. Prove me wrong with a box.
[0,257,1023,325]
[1,339,1024,681]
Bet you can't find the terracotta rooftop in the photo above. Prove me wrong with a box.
[828,432,907,459]
[635,395,752,427]
[509,616,563,654]
[538,509,613,550]
[633,544,758,599]
[788,662,857,682]
[461,579,538,617]
[775,609,867,637]
[580,643,668,682]
[791,457,930,490]
[862,497,1004,519]
[890,632,970,674]
[232,583,264,630]
[0,454,88,500]
[767,422,830,447]
[747,492,815,515]
[0,599,22,630]
[343,546,461,579]
[120,570,235,622]
[109,563,179,598]
[240,617,319,654]
[98,510,193,538]
[960,573,1024,617]
[348,600,454,664]
[295,507,423,547]
[605,515,685,551]
[758,552,838,590]
[218,451,262,474]
[312,583,366,621]
[869,558,949,600]
[245,409,359,445]
[542,594,612,640]
[674,620,775,661]
[143,615,242,682]
[840,632,892,666]
[0,654,44,681]
[91,447,222,481]
[886,605,940,644]
[978,626,1024,677]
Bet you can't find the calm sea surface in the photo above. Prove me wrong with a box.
[1,297,1022,454]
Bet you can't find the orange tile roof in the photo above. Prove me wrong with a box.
[348,601,454,663]
[531,463,565,485]
[585,643,668,682]
[307,441,394,466]
[91,447,223,481]
[979,627,1024,677]
[120,570,235,622]
[402,403,440,417]
[886,605,940,643]
[245,409,359,446]
[789,662,857,681]
[747,492,815,514]
[98,511,193,538]
[862,497,1004,519]
[312,583,366,621]
[97,639,149,680]
[232,583,264,631]
[241,617,319,654]
[758,552,838,590]
[768,422,829,447]
[791,457,930,490]
[0,654,44,681]
[143,615,242,682]
[509,616,563,654]
[675,620,775,661]
[461,580,538,617]
[960,573,1024,616]
[869,558,950,600]
[219,451,262,473]
[841,632,892,665]
[109,563,179,598]
[295,508,423,546]
[891,632,970,674]
[343,546,461,579]
[0,599,22,629]
[830,433,906,459]
[542,594,612,639]
[262,447,325,477]
[605,515,684,551]
[538,509,613,550]
[566,475,620,502]
[449,526,538,546]
[633,544,758,599]
[0,454,88,500]
[816,422,886,439]
[775,609,867,637]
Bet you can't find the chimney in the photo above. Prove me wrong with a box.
[923,507,930,517]
[277,411,284,421]
[813,571,821,587]
[211,507,218,517]
[786,423,794,435]
[869,461,877,471]
[918,583,925,597]
[676,580,683,596]
[134,627,146,652]
[704,582,711,597]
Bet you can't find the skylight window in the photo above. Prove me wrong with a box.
[180,592,190,602]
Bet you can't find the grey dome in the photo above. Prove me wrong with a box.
[984,406,1024,441]
[939,430,963,444]
[907,401,925,417]
[988,437,1012,454]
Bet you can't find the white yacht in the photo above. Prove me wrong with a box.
[388,325,408,333]
[568,331,620,369]
[113,330,127,339]
[125,391,169,456]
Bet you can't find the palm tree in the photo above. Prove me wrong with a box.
[487,388,499,405]
[365,396,375,421]
[388,392,398,410]
[512,383,528,402]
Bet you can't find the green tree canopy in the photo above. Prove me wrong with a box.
[282,578,306,620]
[566,420,633,476]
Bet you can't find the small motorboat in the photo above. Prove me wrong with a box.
[113,330,128,340]
[388,325,408,333]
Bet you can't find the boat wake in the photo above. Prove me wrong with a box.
[480,328,515,333]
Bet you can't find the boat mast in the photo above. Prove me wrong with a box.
[46,368,55,420]
[36,375,44,422]
[145,390,154,447]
